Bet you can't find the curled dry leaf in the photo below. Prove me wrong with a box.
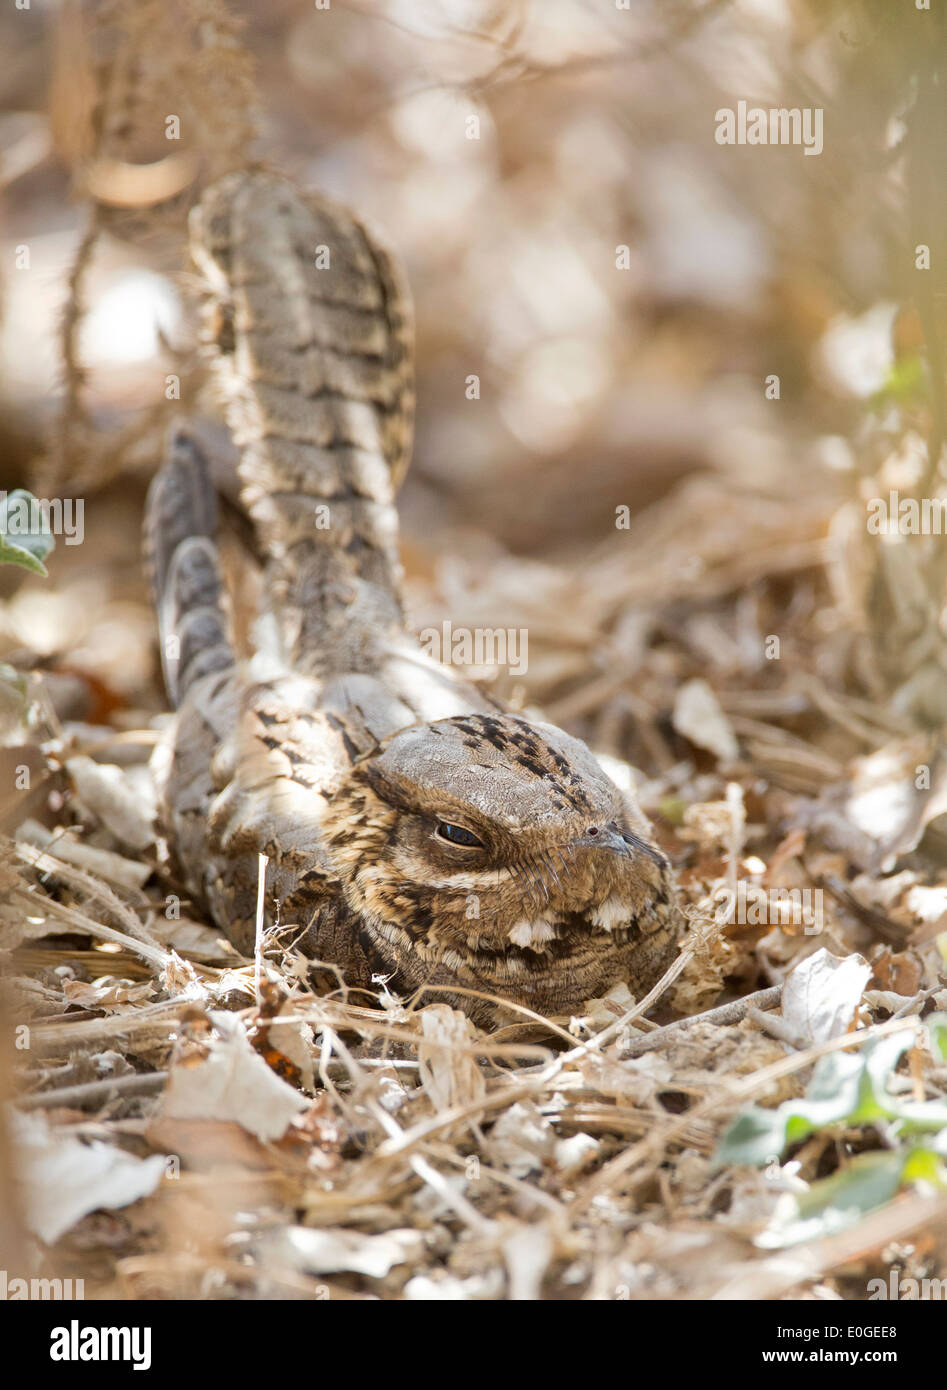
[579,980,636,1031]
[781,947,872,1046]
[870,948,922,997]
[417,1003,486,1115]
[150,915,236,963]
[62,976,155,1011]
[813,737,947,872]
[160,1017,309,1142]
[485,1102,555,1178]
[266,1001,316,1095]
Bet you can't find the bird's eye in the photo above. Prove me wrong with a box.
[436,822,484,848]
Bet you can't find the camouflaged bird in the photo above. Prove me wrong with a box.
[145,169,681,1025]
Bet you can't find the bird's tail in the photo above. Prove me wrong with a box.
[143,428,234,708]
[188,169,414,675]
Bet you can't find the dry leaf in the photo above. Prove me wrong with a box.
[260,1226,425,1278]
[781,948,871,1045]
[160,1018,309,1141]
[417,1003,486,1114]
[65,755,156,851]
[62,976,154,1011]
[485,1102,554,1177]
[15,819,152,892]
[672,679,740,762]
[869,948,921,997]
[12,1111,167,1244]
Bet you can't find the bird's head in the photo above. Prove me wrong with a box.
[322,713,678,1016]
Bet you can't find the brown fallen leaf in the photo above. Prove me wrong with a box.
[869,947,922,997]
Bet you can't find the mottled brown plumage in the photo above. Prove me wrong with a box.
[145,170,681,1025]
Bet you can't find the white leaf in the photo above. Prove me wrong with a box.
[65,755,156,851]
[262,1226,425,1279]
[484,1101,554,1177]
[553,1133,600,1179]
[417,1003,485,1113]
[12,1111,166,1244]
[403,1274,487,1300]
[160,1018,308,1141]
[672,679,739,762]
[782,948,871,1045]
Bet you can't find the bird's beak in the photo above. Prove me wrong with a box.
[572,827,667,868]
[572,827,631,857]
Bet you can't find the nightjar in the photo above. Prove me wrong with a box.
[145,170,681,1025]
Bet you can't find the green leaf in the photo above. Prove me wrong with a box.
[717,1021,947,1242]
[890,1097,947,1136]
[755,1148,941,1249]
[926,1013,947,1064]
[715,1030,942,1169]
[715,1108,789,1168]
[901,1145,947,1185]
[658,796,687,827]
[716,1048,879,1168]
[0,489,55,576]
[870,352,927,410]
